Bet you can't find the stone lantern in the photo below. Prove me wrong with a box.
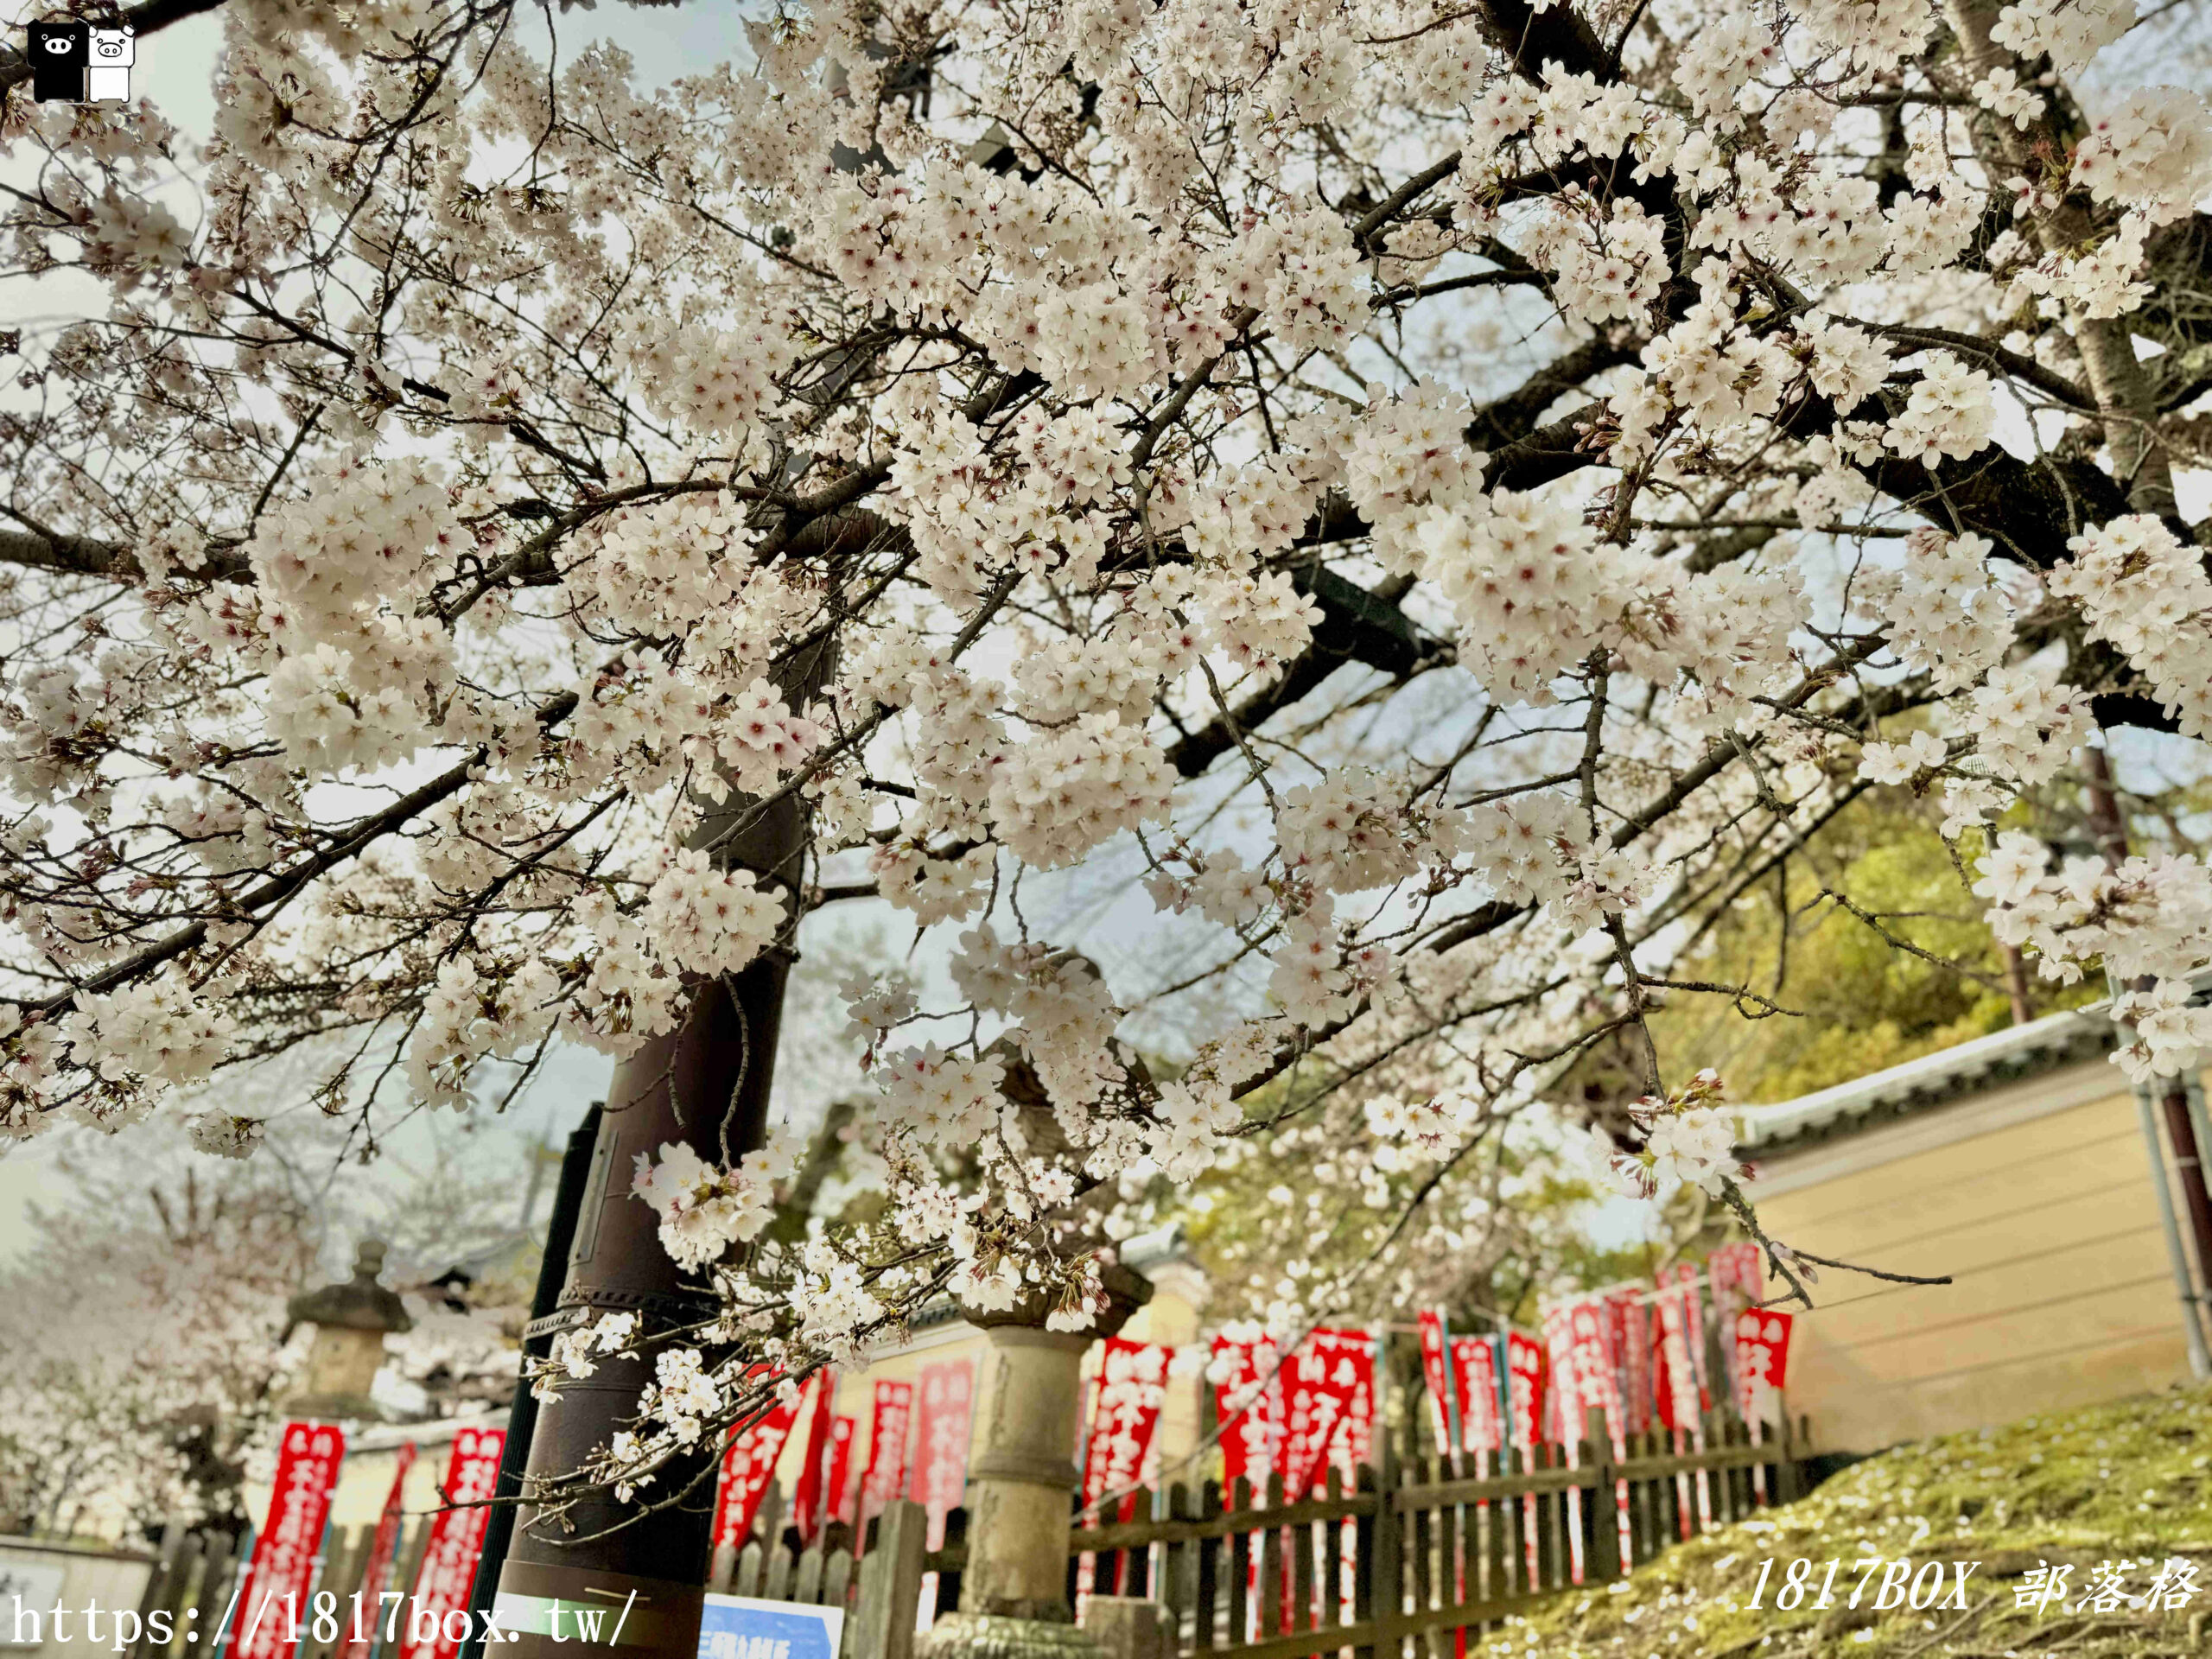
[920,966,1157,1659]
[920,1258,1152,1659]
[283,1237,414,1420]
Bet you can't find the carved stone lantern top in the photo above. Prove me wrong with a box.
[285,1237,414,1337]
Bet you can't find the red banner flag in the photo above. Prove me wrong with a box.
[335,1442,414,1659]
[1538,1304,1576,1441]
[1652,1274,1703,1432]
[1501,1332,1546,1588]
[710,1379,807,1557]
[1567,1298,1626,1446]
[1211,1330,1282,1491]
[826,1414,858,1526]
[1416,1312,1455,1455]
[1653,1268,1715,1536]
[1448,1336,1503,1454]
[395,1426,504,1659]
[1503,1332,1545,1450]
[910,1360,975,1548]
[1079,1338,1172,1597]
[1318,1329,1375,1475]
[1707,1243,1764,1408]
[1674,1262,1712,1408]
[1708,1243,1763,1325]
[1281,1332,1362,1503]
[1569,1298,1634,1569]
[862,1378,915,1522]
[1082,1338,1172,1520]
[1732,1309,1794,1423]
[1211,1328,1283,1643]
[1605,1287,1653,1436]
[790,1371,839,1544]
[1327,1332,1375,1633]
[1539,1303,1593,1583]
[230,1421,346,1659]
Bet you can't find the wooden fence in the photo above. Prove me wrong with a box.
[107,1408,1808,1659]
[113,1497,936,1659]
[985,1405,1817,1659]
[116,1515,437,1659]
[710,1489,938,1659]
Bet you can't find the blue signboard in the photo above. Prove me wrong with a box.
[696,1595,844,1659]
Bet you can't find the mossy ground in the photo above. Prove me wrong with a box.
[1474,1385,2212,1657]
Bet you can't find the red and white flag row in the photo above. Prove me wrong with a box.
[229,1421,506,1659]
[1405,1243,1796,1583]
[707,1359,980,1554]
[1209,1325,1377,1500]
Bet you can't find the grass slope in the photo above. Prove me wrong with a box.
[1478,1386,2212,1658]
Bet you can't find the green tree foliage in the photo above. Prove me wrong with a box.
[1647,795,2101,1105]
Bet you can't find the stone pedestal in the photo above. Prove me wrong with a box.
[960,1325,1090,1622]
[919,1266,1150,1659]
[921,1616,1106,1659]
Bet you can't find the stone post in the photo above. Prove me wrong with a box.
[1077,1599,1169,1659]
[920,1263,1151,1659]
[283,1238,413,1420]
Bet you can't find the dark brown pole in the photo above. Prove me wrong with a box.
[2082,745,2212,1312]
[493,640,829,1658]
[456,1103,602,1659]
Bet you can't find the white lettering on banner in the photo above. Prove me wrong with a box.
[1210,1328,1282,1492]
[861,1380,913,1523]
[394,1427,505,1659]
[1077,1337,1173,1603]
[228,1421,346,1659]
[1732,1309,1794,1426]
[911,1360,974,1544]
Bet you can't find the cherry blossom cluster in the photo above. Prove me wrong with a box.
[2070,89,2212,223]
[2049,517,2212,741]
[1857,531,2014,695]
[5,0,2212,1522]
[630,1128,810,1274]
[1975,832,2212,1080]
[1583,1070,1744,1200]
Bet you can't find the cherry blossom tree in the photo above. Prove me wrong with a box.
[0,1113,547,1540]
[5,0,2212,1526]
[0,1168,314,1539]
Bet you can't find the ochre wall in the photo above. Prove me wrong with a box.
[1752,1072,2194,1452]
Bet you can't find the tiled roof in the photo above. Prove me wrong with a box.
[1730,1001,2118,1159]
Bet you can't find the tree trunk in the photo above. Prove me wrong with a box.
[492,639,830,1657]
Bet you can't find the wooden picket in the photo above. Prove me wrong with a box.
[117,1507,493,1659]
[119,1524,248,1659]
[852,1501,928,1659]
[707,1493,931,1659]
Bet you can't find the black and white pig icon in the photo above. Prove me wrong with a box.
[27,19,90,104]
